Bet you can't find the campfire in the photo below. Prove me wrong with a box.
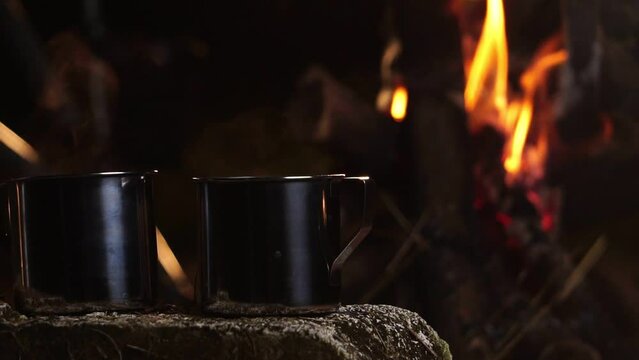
[463,4,567,185]
[460,0,568,242]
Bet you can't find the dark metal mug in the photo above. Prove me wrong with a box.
[195,174,372,315]
[0,172,157,314]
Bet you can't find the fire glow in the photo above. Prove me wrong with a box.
[390,85,408,122]
[376,37,408,122]
[156,228,194,299]
[0,121,39,164]
[463,0,567,182]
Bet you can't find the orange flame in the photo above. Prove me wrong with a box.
[504,50,568,175]
[464,0,508,128]
[390,85,408,122]
[376,38,408,122]
[463,0,567,183]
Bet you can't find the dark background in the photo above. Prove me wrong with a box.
[2,0,639,358]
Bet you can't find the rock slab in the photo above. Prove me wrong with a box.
[0,303,451,360]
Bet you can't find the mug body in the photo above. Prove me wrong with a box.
[1,172,157,314]
[197,175,344,315]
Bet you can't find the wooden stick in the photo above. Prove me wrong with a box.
[490,235,608,360]
[360,193,431,303]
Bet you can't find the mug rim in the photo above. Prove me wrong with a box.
[192,174,347,182]
[1,170,158,186]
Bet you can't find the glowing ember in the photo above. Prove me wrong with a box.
[0,121,39,164]
[390,85,408,122]
[156,227,194,299]
[463,0,567,183]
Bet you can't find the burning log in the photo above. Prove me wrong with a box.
[399,0,635,358]
[0,302,451,360]
[285,65,399,177]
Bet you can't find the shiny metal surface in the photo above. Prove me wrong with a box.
[196,175,372,313]
[0,172,157,314]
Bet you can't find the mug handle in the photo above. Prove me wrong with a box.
[329,176,373,285]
